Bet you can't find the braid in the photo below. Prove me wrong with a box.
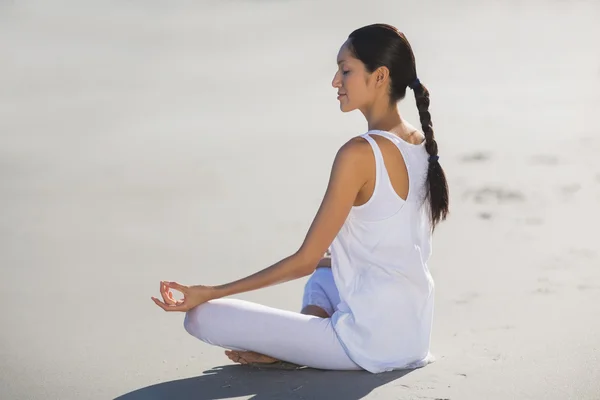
[411,80,449,230]
[413,83,437,156]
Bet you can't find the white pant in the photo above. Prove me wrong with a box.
[183,268,361,370]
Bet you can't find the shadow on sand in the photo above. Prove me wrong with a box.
[115,364,414,400]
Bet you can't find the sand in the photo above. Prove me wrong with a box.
[1,1,599,399]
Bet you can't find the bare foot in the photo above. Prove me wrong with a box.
[225,350,279,365]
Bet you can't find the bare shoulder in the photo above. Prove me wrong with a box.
[327,135,373,188]
[331,135,375,180]
[335,135,373,164]
[342,135,371,150]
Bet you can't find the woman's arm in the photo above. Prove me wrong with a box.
[152,138,371,312]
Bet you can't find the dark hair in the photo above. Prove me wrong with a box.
[348,24,449,230]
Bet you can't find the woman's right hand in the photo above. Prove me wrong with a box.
[152,281,217,312]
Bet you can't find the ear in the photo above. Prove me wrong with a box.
[374,66,390,88]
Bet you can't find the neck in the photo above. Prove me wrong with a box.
[361,97,402,132]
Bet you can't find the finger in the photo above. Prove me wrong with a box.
[160,283,175,306]
[152,296,169,311]
[160,283,176,306]
[151,297,189,312]
[152,297,179,311]
[165,281,188,293]
[167,293,178,306]
[159,282,168,301]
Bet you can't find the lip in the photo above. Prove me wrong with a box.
[337,94,346,100]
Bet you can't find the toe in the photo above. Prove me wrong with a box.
[225,350,240,363]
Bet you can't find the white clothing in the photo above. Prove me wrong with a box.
[330,131,435,373]
[184,297,360,370]
[184,267,357,370]
[183,130,435,373]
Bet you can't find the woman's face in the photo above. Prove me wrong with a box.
[331,40,375,113]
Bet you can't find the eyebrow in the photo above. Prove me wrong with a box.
[337,59,346,65]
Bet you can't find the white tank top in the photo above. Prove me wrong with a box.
[330,130,435,373]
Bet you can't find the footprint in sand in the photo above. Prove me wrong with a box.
[523,217,544,226]
[577,284,599,291]
[537,277,564,290]
[540,249,595,273]
[459,151,491,163]
[494,325,515,331]
[454,292,479,305]
[534,287,556,295]
[530,154,560,165]
[478,212,492,220]
[568,248,596,260]
[463,187,525,204]
[579,136,595,147]
[558,184,581,197]
[542,255,570,271]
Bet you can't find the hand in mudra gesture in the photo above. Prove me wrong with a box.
[152,281,215,312]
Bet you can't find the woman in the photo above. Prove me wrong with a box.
[152,23,449,374]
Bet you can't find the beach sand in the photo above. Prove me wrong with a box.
[1,1,599,399]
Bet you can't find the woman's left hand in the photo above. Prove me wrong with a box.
[152,281,216,312]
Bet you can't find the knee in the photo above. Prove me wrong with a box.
[183,300,232,345]
[183,302,212,342]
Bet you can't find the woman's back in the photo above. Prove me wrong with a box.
[330,129,435,373]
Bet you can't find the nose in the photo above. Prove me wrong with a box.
[332,71,341,89]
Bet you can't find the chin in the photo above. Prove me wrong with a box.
[339,104,356,113]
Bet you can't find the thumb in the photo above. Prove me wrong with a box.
[165,281,188,292]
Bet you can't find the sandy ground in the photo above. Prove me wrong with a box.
[1,1,600,399]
